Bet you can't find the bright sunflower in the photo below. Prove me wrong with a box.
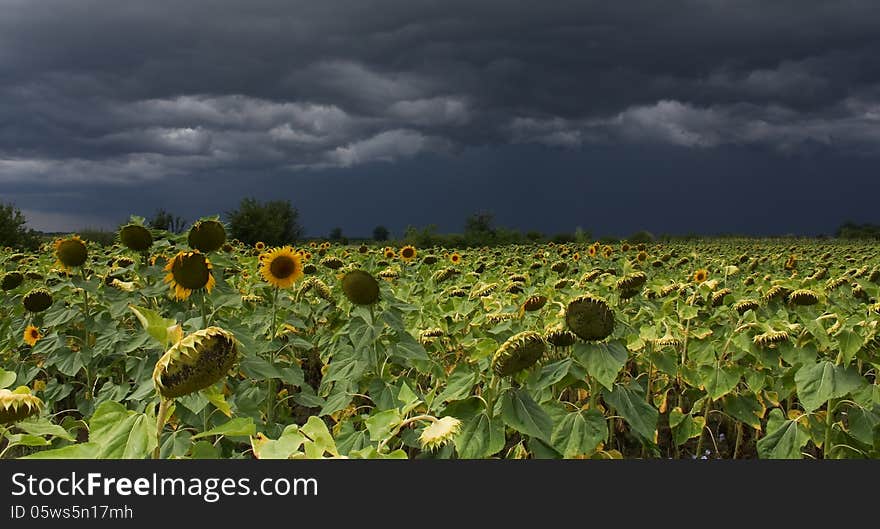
[693,269,709,283]
[259,247,304,289]
[23,325,41,346]
[255,241,266,251]
[636,251,648,262]
[572,252,580,261]
[399,245,417,262]
[588,245,597,257]
[384,248,396,259]
[450,252,462,265]
[164,251,216,301]
[320,242,331,250]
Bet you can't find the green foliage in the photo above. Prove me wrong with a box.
[225,197,303,246]
[0,202,40,250]
[148,208,187,234]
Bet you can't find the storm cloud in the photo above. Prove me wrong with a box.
[1,0,878,235]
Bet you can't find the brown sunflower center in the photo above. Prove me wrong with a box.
[402,248,414,258]
[172,253,210,289]
[269,255,297,279]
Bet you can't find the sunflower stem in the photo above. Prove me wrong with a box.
[200,291,210,327]
[154,398,172,459]
[80,268,92,400]
[267,287,280,425]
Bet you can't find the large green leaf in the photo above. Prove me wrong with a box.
[191,417,256,439]
[0,369,16,389]
[129,305,178,347]
[251,425,306,459]
[836,330,862,366]
[603,383,658,443]
[794,361,865,412]
[549,408,607,458]
[454,412,506,459]
[572,341,628,390]
[501,388,553,443]
[699,363,741,400]
[756,408,808,459]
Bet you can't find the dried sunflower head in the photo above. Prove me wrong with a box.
[153,327,239,398]
[565,294,614,341]
[341,270,380,305]
[492,331,546,377]
[0,387,43,424]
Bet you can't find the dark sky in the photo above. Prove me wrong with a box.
[1,0,879,238]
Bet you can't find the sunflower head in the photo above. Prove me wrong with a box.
[153,327,239,398]
[419,416,462,451]
[254,241,266,251]
[636,251,648,262]
[565,294,615,341]
[321,256,344,270]
[450,252,462,264]
[119,224,153,252]
[163,251,216,301]
[399,245,417,262]
[23,288,53,313]
[23,325,42,346]
[693,269,709,283]
[1,271,23,291]
[788,289,819,306]
[522,294,548,312]
[492,331,547,377]
[54,235,88,269]
[342,270,380,305]
[0,387,43,424]
[187,219,226,253]
[260,247,304,289]
[545,323,578,348]
[384,249,396,259]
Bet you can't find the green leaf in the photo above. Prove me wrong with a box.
[501,388,553,443]
[88,401,155,459]
[550,408,607,458]
[191,417,256,440]
[454,412,506,459]
[201,384,232,418]
[0,369,15,389]
[603,383,658,443]
[836,330,862,366]
[669,408,704,446]
[436,366,478,404]
[365,409,402,442]
[532,358,573,391]
[23,443,101,459]
[699,363,741,401]
[757,408,808,459]
[252,425,306,459]
[301,416,338,457]
[845,406,879,446]
[122,415,157,459]
[720,393,764,431]
[15,418,76,441]
[572,341,628,391]
[5,434,51,447]
[129,305,178,347]
[794,361,865,412]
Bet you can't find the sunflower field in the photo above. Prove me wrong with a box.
[1,217,879,460]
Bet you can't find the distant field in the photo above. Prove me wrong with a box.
[1,225,878,459]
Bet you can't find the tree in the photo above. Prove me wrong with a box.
[329,227,343,241]
[149,209,187,234]
[464,211,496,246]
[372,225,390,242]
[226,198,303,246]
[0,202,41,250]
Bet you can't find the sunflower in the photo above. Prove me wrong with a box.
[187,219,226,253]
[54,235,88,270]
[693,269,709,283]
[588,245,598,257]
[450,252,462,265]
[119,223,153,252]
[572,252,580,261]
[399,245,417,262]
[636,251,648,262]
[309,242,318,249]
[259,247,304,289]
[320,242,331,250]
[384,248,396,259]
[23,325,41,346]
[602,245,613,258]
[163,251,216,301]
[255,241,266,251]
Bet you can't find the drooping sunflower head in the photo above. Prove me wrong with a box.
[399,245,417,262]
[1,271,23,291]
[545,323,578,348]
[320,256,344,270]
[260,247,304,289]
[0,387,43,424]
[23,325,42,346]
[342,270,380,305]
[636,251,648,262]
[788,289,819,306]
[418,416,462,451]
[693,269,709,283]
[54,235,88,269]
[565,294,615,341]
[187,219,226,253]
[522,294,548,312]
[119,224,154,252]
[492,331,547,377]
[163,251,216,301]
[23,288,53,313]
[152,327,239,398]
